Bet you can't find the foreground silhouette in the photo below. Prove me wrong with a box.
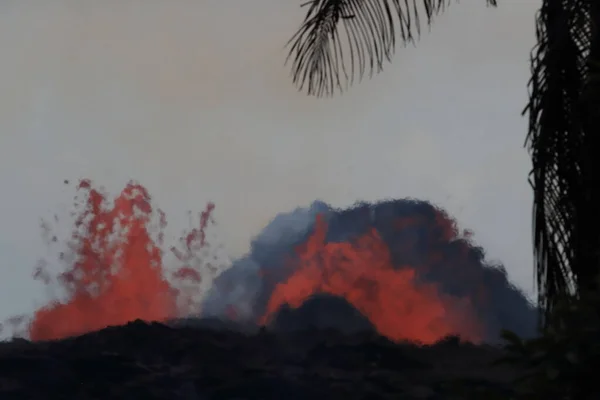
[0,320,521,399]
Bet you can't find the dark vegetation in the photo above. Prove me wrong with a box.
[496,290,600,399]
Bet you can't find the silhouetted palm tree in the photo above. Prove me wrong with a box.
[285,0,496,97]
[525,0,600,318]
[285,0,600,321]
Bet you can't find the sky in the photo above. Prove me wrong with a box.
[0,0,540,328]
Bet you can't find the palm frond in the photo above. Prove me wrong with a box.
[286,0,497,97]
[523,0,594,321]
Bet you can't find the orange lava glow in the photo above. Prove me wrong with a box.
[28,180,212,341]
[21,179,484,345]
[260,215,483,344]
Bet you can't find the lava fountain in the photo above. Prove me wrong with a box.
[259,215,483,344]
[205,200,538,343]
[9,179,536,344]
[27,179,215,341]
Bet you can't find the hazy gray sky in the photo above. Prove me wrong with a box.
[0,0,540,327]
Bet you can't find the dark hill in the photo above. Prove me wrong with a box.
[267,293,377,334]
[0,319,521,399]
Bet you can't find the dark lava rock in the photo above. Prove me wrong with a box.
[207,376,330,400]
[0,319,521,399]
[268,293,376,334]
[167,316,260,334]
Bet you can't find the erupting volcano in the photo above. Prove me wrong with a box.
[259,215,483,344]
[8,179,537,344]
[26,180,215,341]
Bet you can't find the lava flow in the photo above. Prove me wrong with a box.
[27,180,214,341]
[260,215,483,344]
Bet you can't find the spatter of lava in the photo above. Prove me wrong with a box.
[259,215,483,344]
[26,179,216,341]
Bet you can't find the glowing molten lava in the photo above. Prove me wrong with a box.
[261,215,483,344]
[28,180,213,341]
[21,179,489,345]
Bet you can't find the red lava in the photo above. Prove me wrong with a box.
[260,215,483,344]
[28,180,213,341]
[22,179,483,345]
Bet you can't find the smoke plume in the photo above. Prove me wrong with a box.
[203,199,538,342]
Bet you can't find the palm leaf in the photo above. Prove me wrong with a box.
[523,0,595,321]
[286,0,497,97]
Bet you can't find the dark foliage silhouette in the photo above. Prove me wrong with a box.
[524,0,600,320]
[285,0,496,97]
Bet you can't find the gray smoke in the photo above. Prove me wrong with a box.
[201,199,538,343]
